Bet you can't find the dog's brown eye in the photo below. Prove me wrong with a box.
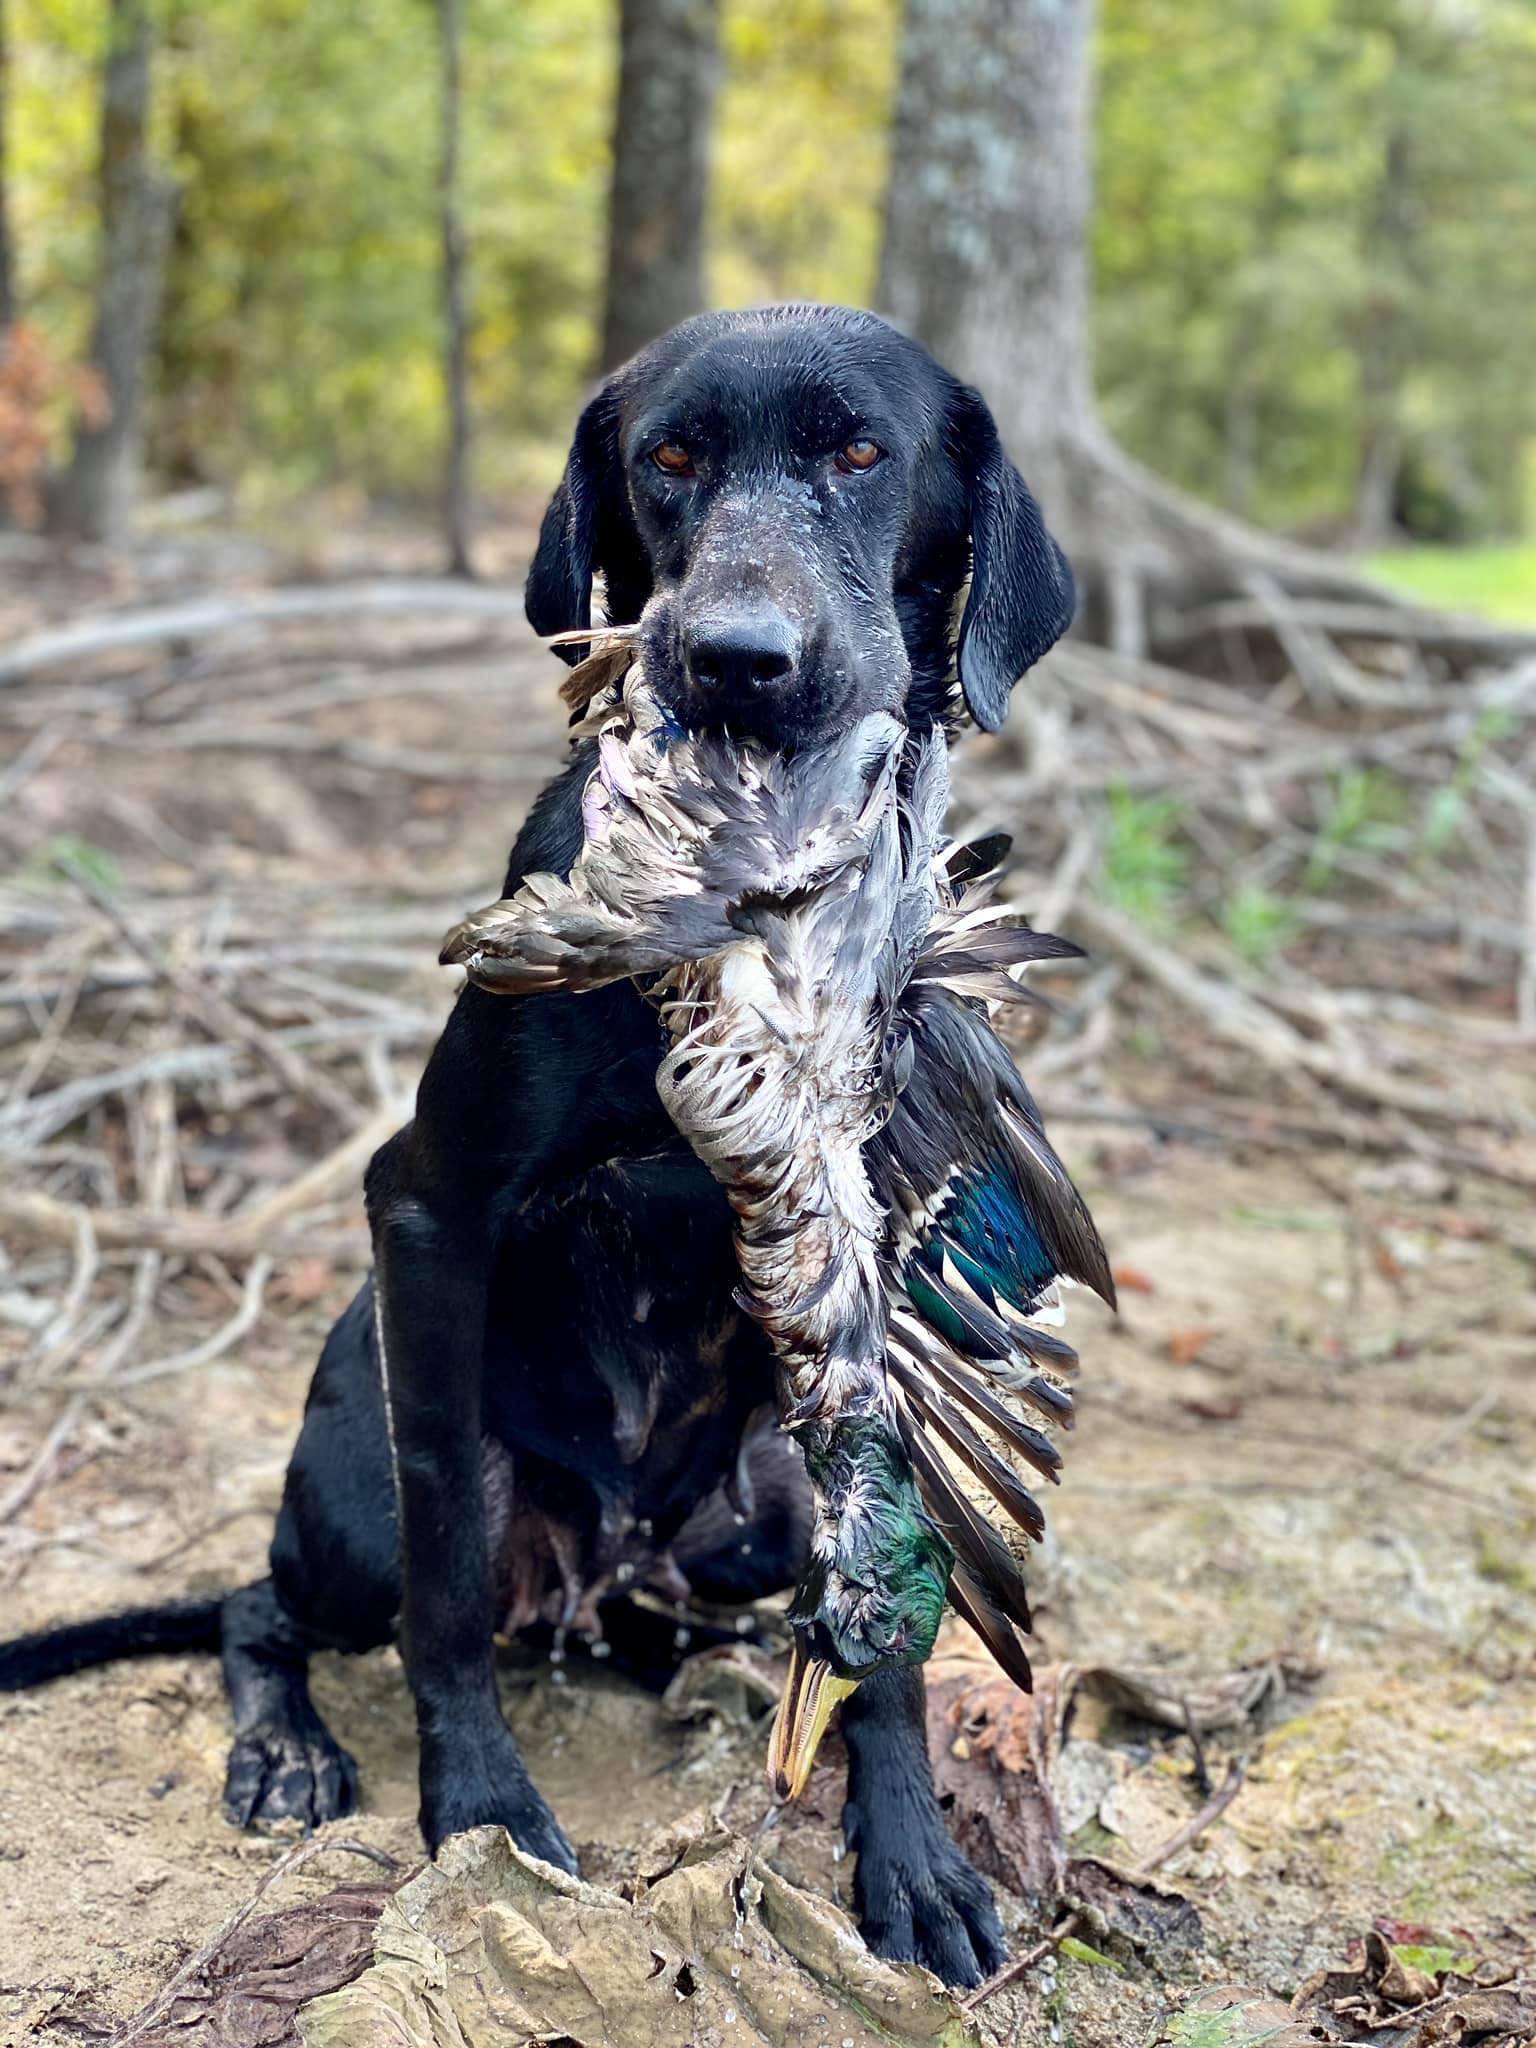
[838,438,883,473]
[652,441,695,476]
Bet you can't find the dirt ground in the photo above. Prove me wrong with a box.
[1,530,1532,2045]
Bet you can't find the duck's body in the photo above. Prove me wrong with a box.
[442,643,1113,1788]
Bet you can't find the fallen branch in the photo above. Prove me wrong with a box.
[1066,899,1520,1130]
[1160,594,1536,660]
[0,576,532,685]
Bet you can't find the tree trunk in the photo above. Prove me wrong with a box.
[51,0,177,545]
[436,0,474,576]
[878,0,1096,533]
[599,0,720,373]
[0,0,15,333]
[878,0,1392,638]
[1350,125,1414,551]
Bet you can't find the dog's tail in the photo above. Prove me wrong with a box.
[0,1595,226,1690]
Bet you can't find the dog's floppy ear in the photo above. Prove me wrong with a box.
[525,386,650,663]
[949,383,1075,731]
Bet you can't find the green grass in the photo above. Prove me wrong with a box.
[1366,542,1536,624]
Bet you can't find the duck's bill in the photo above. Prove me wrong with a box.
[767,1642,860,1801]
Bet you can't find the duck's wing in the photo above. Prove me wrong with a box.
[867,946,1115,1680]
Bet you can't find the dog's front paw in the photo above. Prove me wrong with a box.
[847,1809,1007,1989]
[419,1729,579,1875]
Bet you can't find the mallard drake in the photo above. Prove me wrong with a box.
[441,642,1113,1800]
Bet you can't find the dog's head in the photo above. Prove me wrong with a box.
[526,305,1073,746]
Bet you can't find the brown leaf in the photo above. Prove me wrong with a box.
[1111,1264,1157,1295]
[1168,1326,1220,1364]
[128,1880,397,2047]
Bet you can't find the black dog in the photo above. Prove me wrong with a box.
[0,305,1073,1987]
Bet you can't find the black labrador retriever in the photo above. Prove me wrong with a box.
[0,304,1074,1987]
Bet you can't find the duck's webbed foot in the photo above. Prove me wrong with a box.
[841,1662,1008,1989]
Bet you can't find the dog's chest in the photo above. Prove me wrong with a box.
[479,1148,775,1615]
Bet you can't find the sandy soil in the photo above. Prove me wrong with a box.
[5,1139,1532,2043]
[1,542,1532,2043]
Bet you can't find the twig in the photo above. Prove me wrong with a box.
[1180,1695,1212,1798]
[3,951,89,1109]
[0,720,70,810]
[111,1835,401,2046]
[30,1203,100,1360]
[0,1392,89,1524]
[1134,1757,1248,1879]
[1068,899,1521,1131]
[113,1254,273,1387]
[962,1913,1081,2010]
[1519,815,1536,1037]
[54,854,360,1129]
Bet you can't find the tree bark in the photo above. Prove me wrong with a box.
[0,0,15,333]
[878,0,1392,637]
[599,0,720,373]
[51,0,177,545]
[436,0,474,576]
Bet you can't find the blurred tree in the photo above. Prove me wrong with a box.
[435,0,473,574]
[50,0,175,542]
[600,0,719,371]
[878,0,1425,647]
[1,0,15,332]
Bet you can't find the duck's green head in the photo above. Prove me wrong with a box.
[768,1414,953,1800]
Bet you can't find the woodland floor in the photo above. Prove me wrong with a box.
[0,518,1532,2047]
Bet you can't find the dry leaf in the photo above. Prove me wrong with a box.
[1168,1326,1220,1364]
[1112,1264,1157,1295]
[298,1825,982,2048]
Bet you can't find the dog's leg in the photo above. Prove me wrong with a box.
[370,1173,576,1870]
[221,1281,395,1830]
[841,1663,1008,1988]
[221,1579,359,1829]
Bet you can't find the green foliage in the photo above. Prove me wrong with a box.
[1097,0,1536,538]
[32,833,120,891]
[1391,1942,1477,1978]
[9,0,1536,533]
[1101,786,1188,924]
[1057,1935,1123,1973]
[1304,767,1408,888]
[1221,884,1299,967]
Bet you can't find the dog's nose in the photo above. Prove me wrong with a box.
[684,608,801,700]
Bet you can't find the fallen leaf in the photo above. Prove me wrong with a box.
[1057,1934,1123,1973]
[298,1825,983,2048]
[1112,1264,1157,1295]
[1168,1327,1219,1365]
[1157,1987,1316,2047]
[124,1880,398,2047]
